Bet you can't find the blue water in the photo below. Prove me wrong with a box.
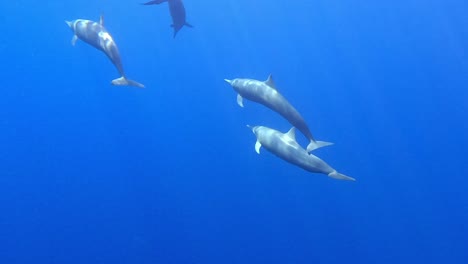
[0,0,467,263]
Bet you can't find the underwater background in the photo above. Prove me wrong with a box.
[0,0,467,263]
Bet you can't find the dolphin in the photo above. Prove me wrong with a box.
[65,16,144,88]
[143,0,193,38]
[225,75,331,152]
[249,125,355,181]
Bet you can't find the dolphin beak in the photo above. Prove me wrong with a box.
[246,125,256,134]
[224,79,232,85]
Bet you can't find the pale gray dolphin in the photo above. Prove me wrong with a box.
[65,16,144,88]
[249,125,355,181]
[225,75,331,152]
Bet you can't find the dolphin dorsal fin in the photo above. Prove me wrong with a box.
[264,74,277,90]
[285,127,297,142]
[100,15,104,26]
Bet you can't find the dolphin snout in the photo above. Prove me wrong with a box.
[224,79,233,85]
[246,125,259,134]
[65,20,73,29]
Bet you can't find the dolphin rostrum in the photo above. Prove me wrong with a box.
[249,125,354,181]
[65,15,144,88]
[143,0,193,38]
[225,75,331,152]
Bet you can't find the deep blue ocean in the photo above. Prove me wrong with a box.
[0,0,467,263]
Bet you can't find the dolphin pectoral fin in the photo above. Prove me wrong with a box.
[255,141,262,154]
[71,35,78,46]
[142,0,167,5]
[111,77,145,88]
[185,22,193,28]
[264,74,277,90]
[328,171,355,181]
[237,94,244,107]
[306,140,333,152]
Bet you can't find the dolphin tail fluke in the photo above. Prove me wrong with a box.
[306,140,333,152]
[111,77,145,88]
[328,171,355,181]
[141,0,167,5]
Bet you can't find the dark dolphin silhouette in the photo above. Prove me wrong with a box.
[143,0,193,38]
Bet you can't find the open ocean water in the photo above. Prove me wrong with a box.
[0,0,467,263]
